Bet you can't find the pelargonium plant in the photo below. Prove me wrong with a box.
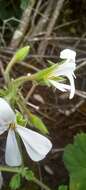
[0,47,76,189]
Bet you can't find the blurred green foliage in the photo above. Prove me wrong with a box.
[0,0,21,20]
[20,0,30,10]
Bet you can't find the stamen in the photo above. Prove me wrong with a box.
[9,123,16,130]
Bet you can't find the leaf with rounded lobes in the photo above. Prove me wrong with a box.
[16,112,27,126]
[63,133,86,190]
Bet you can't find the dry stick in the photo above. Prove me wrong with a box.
[76,61,86,71]
[9,0,35,48]
[74,32,86,48]
[58,99,85,116]
[25,83,37,101]
[31,0,43,28]
[30,0,53,37]
[27,36,85,42]
[38,0,65,58]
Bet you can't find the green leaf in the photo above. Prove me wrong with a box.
[9,174,21,190]
[11,46,30,63]
[58,185,68,190]
[63,133,86,190]
[29,113,49,134]
[16,112,27,126]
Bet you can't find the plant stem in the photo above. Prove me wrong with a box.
[4,57,16,84]
[0,166,51,190]
[0,165,20,173]
[13,73,37,88]
[33,177,51,190]
[5,58,15,76]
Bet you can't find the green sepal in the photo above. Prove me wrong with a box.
[16,112,27,126]
[22,169,35,181]
[35,64,58,82]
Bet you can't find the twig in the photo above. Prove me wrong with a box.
[30,0,53,37]
[27,36,86,42]
[75,89,86,99]
[9,1,35,48]
[38,0,65,57]
[76,61,86,71]
[58,99,85,116]
[25,83,37,101]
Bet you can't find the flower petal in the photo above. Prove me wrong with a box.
[49,80,71,92]
[53,60,75,77]
[66,74,75,99]
[5,129,22,166]
[60,49,76,60]
[16,126,52,161]
[0,98,15,126]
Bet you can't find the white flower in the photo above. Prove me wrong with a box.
[48,49,76,99]
[0,98,52,166]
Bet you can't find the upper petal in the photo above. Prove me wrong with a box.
[53,60,75,77]
[5,129,22,166]
[0,98,15,125]
[60,49,76,60]
[16,126,52,161]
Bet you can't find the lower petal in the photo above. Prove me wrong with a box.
[49,80,71,92]
[66,74,75,99]
[16,126,52,162]
[5,129,22,166]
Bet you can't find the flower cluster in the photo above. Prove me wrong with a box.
[0,49,76,167]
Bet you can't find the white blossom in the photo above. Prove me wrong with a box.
[48,49,76,99]
[0,98,52,166]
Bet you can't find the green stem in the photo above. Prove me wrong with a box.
[0,165,21,173]
[4,58,16,84]
[5,57,16,75]
[0,165,51,190]
[33,177,51,190]
[12,73,37,88]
